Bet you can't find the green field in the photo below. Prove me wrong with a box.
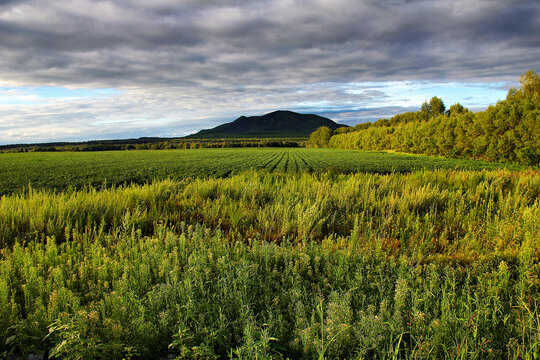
[1,148,538,359]
[0,148,516,195]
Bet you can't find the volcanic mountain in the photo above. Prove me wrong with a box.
[188,110,346,138]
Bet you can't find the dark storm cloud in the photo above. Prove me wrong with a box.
[0,0,18,6]
[0,0,538,87]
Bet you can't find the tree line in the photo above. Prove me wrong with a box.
[1,138,305,153]
[311,70,540,165]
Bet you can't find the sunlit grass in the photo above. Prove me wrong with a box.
[1,164,538,358]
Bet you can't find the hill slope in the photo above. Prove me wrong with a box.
[188,110,346,138]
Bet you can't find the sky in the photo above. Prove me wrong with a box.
[0,0,539,144]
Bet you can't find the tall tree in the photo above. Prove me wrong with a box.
[309,126,333,148]
[429,96,446,116]
[446,103,467,117]
[508,69,540,100]
[420,96,446,119]
[519,69,540,99]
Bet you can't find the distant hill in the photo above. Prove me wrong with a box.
[188,110,347,138]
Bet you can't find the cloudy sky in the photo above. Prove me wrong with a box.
[1,0,539,144]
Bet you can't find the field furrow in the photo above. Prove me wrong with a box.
[0,148,520,195]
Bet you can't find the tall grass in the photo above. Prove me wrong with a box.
[1,224,538,359]
[0,169,539,358]
[1,169,538,260]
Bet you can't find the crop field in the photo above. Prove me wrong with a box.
[0,147,517,195]
[0,147,538,359]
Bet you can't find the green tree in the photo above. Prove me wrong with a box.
[420,101,431,120]
[429,96,446,116]
[309,126,333,148]
[420,97,445,119]
[327,71,538,165]
[509,69,540,100]
[446,103,467,117]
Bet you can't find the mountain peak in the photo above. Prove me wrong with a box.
[188,110,346,138]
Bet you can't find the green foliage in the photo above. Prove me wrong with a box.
[2,169,539,259]
[46,317,107,360]
[421,96,446,119]
[509,69,540,101]
[447,103,467,117]
[330,70,540,166]
[308,126,333,148]
[0,207,538,358]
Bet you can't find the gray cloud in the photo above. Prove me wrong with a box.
[0,0,538,143]
[1,0,538,85]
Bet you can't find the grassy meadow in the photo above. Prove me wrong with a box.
[0,148,539,359]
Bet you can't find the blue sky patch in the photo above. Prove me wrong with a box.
[0,86,120,105]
